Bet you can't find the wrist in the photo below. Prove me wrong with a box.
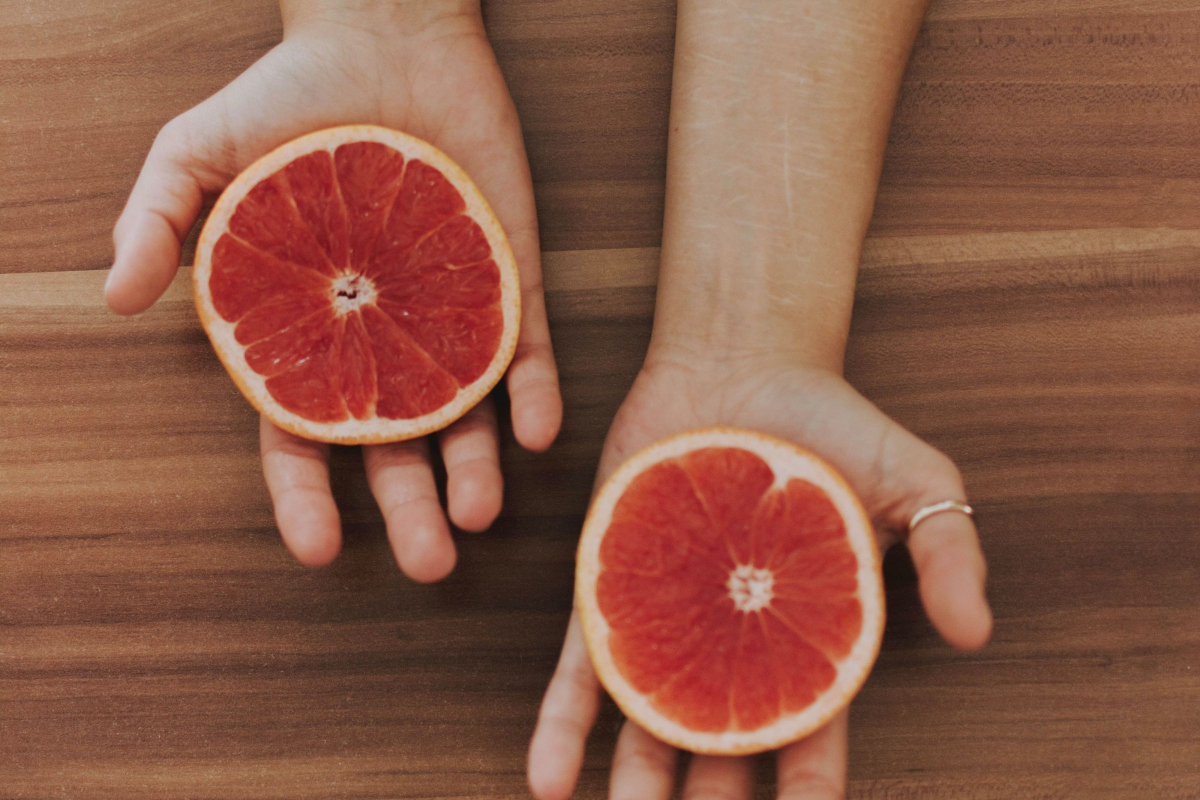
[642,322,845,394]
[645,326,848,380]
[280,0,481,39]
[645,251,855,377]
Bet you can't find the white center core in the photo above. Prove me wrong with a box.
[331,274,377,314]
[727,564,775,612]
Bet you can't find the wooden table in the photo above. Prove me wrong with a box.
[2,1,1198,797]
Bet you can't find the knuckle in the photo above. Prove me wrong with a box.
[558,655,597,698]
[622,738,674,776]
[513,338,555,364]
[541,663,597,724]
[273,483,323,510]
[445,414,497,444]
[507,350,560,402]
[365,443,428,478]
[261,438,328,465]
[540,706,589,739]
[448,454,500,479]
[904,446,966,519]
[683,785,742,800]
[153,116,190,155]
[929,448,964,488]
[537,670,598,737]
[380,490,436,523]
[778,767,845,800]
[519,272,546,300]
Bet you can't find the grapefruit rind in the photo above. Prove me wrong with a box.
[193,125,521,445]
[576,427,885,755]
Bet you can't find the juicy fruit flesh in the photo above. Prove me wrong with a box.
[208,141,504,423]
[597,447,864,734]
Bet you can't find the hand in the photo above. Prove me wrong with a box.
[105,1,561,579]
[527,351,992,799]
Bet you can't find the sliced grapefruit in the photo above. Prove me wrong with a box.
[193,125,520,444]
[576,428,885,754]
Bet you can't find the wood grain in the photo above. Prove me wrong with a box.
[1,0,1198,798]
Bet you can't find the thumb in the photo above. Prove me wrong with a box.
[106,117,209,315]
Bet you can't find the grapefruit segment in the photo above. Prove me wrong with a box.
[194,125,520,444]
[577,428,885,755]
[243,307,338,378]
[367,160,467,280]
[678,447,774,564]
[652,620,739,732]
[383,305,504,387]
[281,150,350,271]
[232,291,330,347]
[770,596,863,659]
[228,173,338,277]
[258,322,347,424]
[333,141,406,272]
[761,609,838,713]
[337,312,378,420]
[753,478,850,567]
[360,305,458,421]
[729,616,781,731]
[606,461,731,566]
[376,258,501,309]
[603,590,732,693]
[208,235,331,323]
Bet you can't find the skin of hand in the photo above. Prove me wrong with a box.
[105,0,562,581]
[528,1,992,798]
[527,356,993,800]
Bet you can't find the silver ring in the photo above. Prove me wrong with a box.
[908,500,974,535]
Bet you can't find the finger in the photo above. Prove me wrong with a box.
[438,400,503,533]
[362,438,456,583]
[528,613,602,800]
[440,91,563,453]
[776,711,848,800]
[608,721,678,800]
[445,85,562,453]
[259,417,341,567]
[681,753,754,800]
[506,225,563,453]
[907,507,992,650]
[107,118,206,315]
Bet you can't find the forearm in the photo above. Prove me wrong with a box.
[651,0,928,373]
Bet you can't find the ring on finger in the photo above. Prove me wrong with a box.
[908,500,974,536]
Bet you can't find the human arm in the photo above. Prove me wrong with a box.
[527,1,992,797]
[106,0,562,578]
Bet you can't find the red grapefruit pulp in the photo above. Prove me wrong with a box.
[194,126,520,444]
[577,428,885,754]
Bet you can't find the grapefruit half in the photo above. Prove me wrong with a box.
[577,428,885,754]
[194,125,520,444]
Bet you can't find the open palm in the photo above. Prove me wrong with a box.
[106,9,561,579]
[528,357,992,799]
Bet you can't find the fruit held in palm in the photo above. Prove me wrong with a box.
[194,125,519,444]
[576,428,885,754]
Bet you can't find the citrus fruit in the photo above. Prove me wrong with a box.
[193,125,520,444]
[576,428,885,754]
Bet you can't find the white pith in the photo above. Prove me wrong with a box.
[727,564,775,613]
[330,273,377,314]
[576,428,886,755]
[193,125,521,445]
